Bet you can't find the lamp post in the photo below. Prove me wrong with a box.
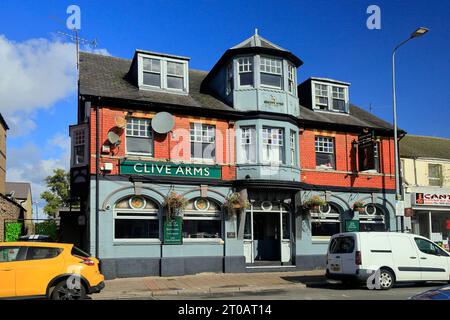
[392,27,429,232]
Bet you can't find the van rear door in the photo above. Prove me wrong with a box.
[328,235,356,274]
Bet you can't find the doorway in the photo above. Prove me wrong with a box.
[253,213,280,261]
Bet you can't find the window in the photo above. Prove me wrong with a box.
[0,247,25,262]
[288,64,296,95]
[260,57,283,89]
[142,58,161,87]
[332,86,346,112]
[262,127,284,164]
[183,198,222,240]
[315,136,335,169]
[240,127,256,164]
[360,204,385,232]
[166,61,184,90]
[313,82,348,113]
[26,247,62,260]
[190,123,216,160]
[311,203,341,237]
[314,83,329,110]
[290,130,297,166]
[428,164,443,186]
[114,196,159,240]
[226,62,234,95]
[238,57,253,87]
[71,247,91,259]
[329,236,355,254]
[373,143,380,172]
[71,126,87,166]
[414,238,449,256]
[126,118,153,155]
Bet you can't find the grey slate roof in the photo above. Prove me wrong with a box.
[231,33,287,51]
[400,135,450,160]
[5,182,31,200]
[299,104,395,131]
[79,52,234,112]
[79,51,395,132]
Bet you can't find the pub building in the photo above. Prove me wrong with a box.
[70,32,399,279]
[400,135,450,251]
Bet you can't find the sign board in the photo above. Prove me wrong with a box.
[345,219,360,232]
[358,131,376,171]
[395,200,405,217]
[447,220,450,230]
[120,160,222,179]
[163,217,183,245]
[414,193,450,206]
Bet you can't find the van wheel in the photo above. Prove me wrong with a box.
[379,269,395,290]
[50,280,87,300]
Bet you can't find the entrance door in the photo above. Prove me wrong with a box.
[253,213,280,261]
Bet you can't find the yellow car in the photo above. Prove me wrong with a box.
[0,242,105,300]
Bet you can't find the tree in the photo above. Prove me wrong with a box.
[40,169,76,217]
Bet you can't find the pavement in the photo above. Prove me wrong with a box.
[93,269,327,300]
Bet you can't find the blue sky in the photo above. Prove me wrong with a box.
[0,0,449,215]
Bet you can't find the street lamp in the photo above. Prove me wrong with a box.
[392,27,429,231]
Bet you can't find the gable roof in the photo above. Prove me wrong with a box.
[400,135,450,160]
[0,113,9,130]
[5,182,31,200]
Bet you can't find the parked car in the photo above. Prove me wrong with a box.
[410,284,450,300]
[0,242,105,300]
[326,232,450,290]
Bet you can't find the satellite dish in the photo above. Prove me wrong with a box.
[152,112,174,134]
[115,116,126,129]
[107,131,120,146]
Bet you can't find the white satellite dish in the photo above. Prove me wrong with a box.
[152,112,175,134]
[107,131,120,145]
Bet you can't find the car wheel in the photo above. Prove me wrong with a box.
[378,269,395,290]
[50,280,87,300]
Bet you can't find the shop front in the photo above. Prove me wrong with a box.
[409,191,450,251]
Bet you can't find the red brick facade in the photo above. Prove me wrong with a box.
[89,106,236,180]
[299,129,396,189]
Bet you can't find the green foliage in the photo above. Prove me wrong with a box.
[304,195,327,209]
[35,220,58,240]
[5,223,23,242]
[40,169,77,217]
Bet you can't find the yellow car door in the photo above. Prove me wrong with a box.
[14,246,65,297]
[0,246,26,298]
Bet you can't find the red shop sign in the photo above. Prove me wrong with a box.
[447,220,450,230]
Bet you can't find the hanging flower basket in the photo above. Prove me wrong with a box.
[164,191,188,220]
[224,192,250,217]
[303,195,326,212]
[353,201,365,213]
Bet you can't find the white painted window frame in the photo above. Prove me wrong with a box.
[113,208,161,243]
[125,117,154,157]
[70,124,89,168]
[315,136,336,170]
[312,80,349,113]
[137,53,189,94]
[189,123,216,162]
[259,56,283,89]
[237,56,254,88]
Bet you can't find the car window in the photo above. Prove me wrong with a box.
[71,246,91,258]
[414,238,448,256]
[0,247,25,262]
[25,247,62,260]
[329,236,355,254]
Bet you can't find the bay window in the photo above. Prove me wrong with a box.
[190,123,216,160]
[262,127,284,164]
[315,136,335,169]
[126,118,153,155]
[290,130,297,166]
[260,56,283,89]
[288,64,296,95]
[240,126,256,164]
[226,62,234,95]
[238,57,253,87]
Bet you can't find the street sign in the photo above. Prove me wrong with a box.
[395,200,405,217]
[345,219,360,232]
[163,217,183,245]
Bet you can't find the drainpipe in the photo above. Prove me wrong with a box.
[95,102,100,258]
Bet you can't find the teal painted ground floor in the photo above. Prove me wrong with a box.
[82,177,397,279]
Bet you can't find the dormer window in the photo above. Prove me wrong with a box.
[260,56,283,89]
[312,80,349,113]
[238,57,253,87]
[138,53,189,94]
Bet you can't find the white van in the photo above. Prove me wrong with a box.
[326,232,450,290]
